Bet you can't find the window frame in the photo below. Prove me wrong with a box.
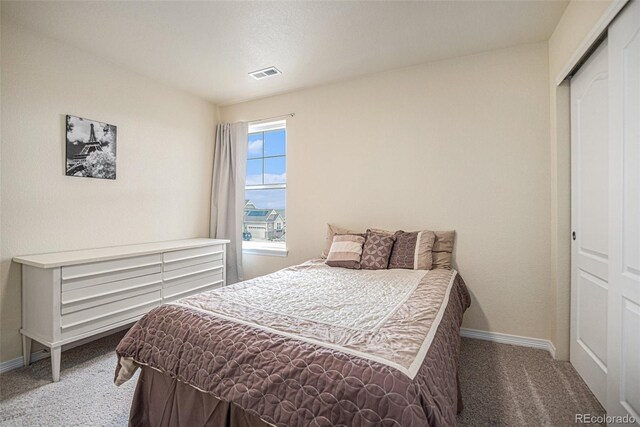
[242,119,288,257]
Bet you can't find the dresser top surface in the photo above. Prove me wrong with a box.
[13,238,230,269]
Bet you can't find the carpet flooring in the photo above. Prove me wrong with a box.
[456,338,604,426]
[0,333,604,426]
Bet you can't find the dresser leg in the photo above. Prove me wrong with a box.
[51,346,61,382]
[22,336,32,367]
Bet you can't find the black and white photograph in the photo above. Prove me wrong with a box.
[65,115,117,179]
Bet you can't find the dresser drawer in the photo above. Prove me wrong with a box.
[163,245,224,272]
[164,270,223,297]
[163,252,223,273]
[164,272,224,303]
[62,254,162,291]
[61,273,163,314]
[61,289,161,332]
[163,259,224,283]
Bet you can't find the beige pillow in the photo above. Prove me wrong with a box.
[325,234,366,269]
[432,230,455,269]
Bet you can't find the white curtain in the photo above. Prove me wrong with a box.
[210,122,248,284]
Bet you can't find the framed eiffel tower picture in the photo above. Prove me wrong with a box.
[65,115,117,179]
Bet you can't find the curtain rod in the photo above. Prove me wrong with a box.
[248,113,295,124]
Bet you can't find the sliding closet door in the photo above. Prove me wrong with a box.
[607,0,640,421]
[570,39,609,407]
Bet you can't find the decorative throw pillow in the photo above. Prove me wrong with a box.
[321,224,394,258]
[325,234,366,269]
[361,229,396,270]
[321,224,360,258]
[432,230,456,269]
[388,230,436,270]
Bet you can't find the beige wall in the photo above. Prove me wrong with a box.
[547,0,614,360]
[222,43,553,340]
[0,20,216,363]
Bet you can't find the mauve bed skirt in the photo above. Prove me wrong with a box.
[129,366,270,427]
[128,366,464,427]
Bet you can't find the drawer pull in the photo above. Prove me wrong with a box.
[61,298,161,330]
[61,279,162,305]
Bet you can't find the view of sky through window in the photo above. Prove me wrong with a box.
[244,126,286,245]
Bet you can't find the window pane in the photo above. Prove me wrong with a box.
[248,133,263,159]
[244,189,286,243]
[264,129,286,157]
[264,156,286,184]
[246,158,263,185]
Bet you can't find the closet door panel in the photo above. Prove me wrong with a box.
[570,39,609,407]
[608,0,640,421]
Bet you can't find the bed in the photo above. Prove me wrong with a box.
[115,260,470,426]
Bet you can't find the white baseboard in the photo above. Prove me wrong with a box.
[461,328,556,358]
[0,349,50,374]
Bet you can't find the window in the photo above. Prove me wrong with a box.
[243,120,287,256]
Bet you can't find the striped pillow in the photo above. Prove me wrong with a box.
[325,234,366,269]
[321,224,360,258]
[388,230,436,270]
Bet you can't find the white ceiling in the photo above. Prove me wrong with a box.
[2,1,568,105]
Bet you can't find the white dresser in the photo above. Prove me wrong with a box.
[13,238,229,382]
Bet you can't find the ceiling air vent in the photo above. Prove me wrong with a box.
[249,66,282,80]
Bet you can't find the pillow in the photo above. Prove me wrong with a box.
[432,230,455,269]
[321,224,360,258]
[388,230,436,270]
[325,234,366,269]
[361,229,396,270]
[321,224,395,258]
